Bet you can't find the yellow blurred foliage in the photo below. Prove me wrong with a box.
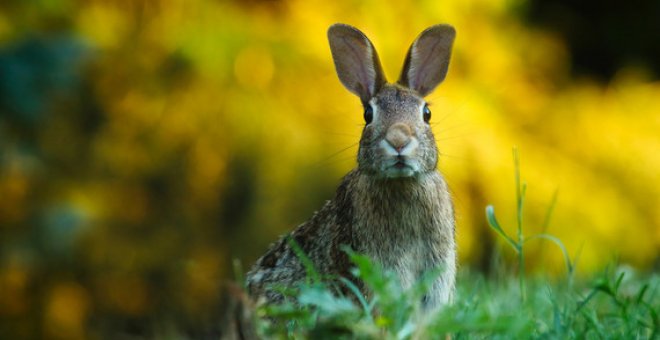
[44,282,90,340]
[1,0,657,267]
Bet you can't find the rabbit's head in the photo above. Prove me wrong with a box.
[328,24,455,179]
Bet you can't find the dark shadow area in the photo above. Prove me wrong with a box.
[523,0,660,81]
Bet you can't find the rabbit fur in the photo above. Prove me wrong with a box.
[247,23,457,310]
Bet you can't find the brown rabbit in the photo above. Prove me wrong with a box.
[247,23,457,310]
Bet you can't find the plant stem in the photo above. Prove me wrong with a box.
[513,147,526,302]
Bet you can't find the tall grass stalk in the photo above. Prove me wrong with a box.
[486,147,575,302]
[513,148,527,301]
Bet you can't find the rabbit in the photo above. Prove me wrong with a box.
[247,23,457,310]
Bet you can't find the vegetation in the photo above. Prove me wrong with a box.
[256,255,659,339]
[254,152,659,338]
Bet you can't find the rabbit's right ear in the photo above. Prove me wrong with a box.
[328,24,387,104]
[398,25,456,96]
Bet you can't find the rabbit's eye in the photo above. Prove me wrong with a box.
[364,105,374,124]
[423,104,431,123]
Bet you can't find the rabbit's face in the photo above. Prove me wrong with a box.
[358,85,438,179]
[327,23,454,179]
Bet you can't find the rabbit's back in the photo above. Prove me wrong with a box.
[246,196,350,303]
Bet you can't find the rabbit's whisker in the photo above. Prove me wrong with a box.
[311,143,359,167]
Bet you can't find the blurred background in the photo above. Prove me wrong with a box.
[0,0,658,338]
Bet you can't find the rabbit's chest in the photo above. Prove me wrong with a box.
[381,237,428,288]
[351,172,455,289]
[357,213,438,287]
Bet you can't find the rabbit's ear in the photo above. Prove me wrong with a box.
[398,25,455,96]
[328,24,387,103]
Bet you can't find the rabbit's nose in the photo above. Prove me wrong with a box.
[385,123,413,152]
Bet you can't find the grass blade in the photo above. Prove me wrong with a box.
[541,188,559,233]
[525,233,574,274]
[339,277,373,320]
[485,205,519,252]
[287,237,321,283]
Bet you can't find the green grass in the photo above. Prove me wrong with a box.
[251,150,659,339]
[255,257,658,339]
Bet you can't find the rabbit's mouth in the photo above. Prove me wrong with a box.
[393,161,407,169]
[381,157,419,178]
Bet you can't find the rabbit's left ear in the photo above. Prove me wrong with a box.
[328,24,387,104]
[398,25,456,96]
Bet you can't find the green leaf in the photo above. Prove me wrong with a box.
[338,277,373,319]
[287,237,321,283]
[486,205,519,252]
[635,284,649,304]
[614,271,626,293]
[541,188,559,233]
[297,285,357,316]
[525,233,573,274]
